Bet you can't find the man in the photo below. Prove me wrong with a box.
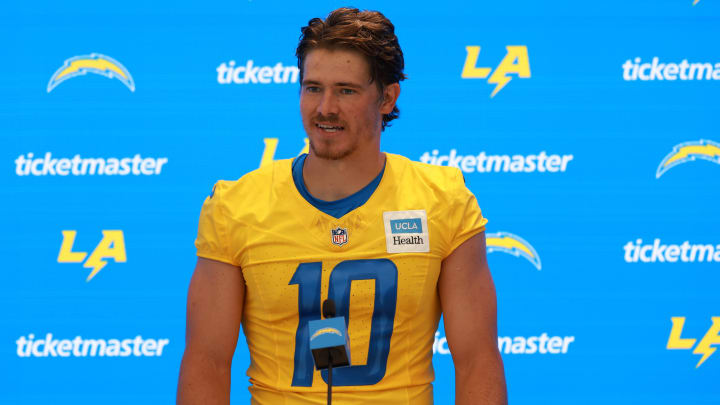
[177,7,507,405]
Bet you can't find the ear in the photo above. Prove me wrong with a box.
[379,83,401,115]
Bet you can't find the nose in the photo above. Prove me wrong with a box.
[317,90,340,117]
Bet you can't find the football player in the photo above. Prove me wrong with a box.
[178,7,507,405]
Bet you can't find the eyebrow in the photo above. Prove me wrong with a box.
[302,80,363,89]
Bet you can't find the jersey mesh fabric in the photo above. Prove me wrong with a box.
[195,153,487,404]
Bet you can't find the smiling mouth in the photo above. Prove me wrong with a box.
[316,123,345,133]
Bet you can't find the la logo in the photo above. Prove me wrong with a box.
[667,316,720,368]
[57,230,127,281]
[260,138,309,168]
[461,46,531,97]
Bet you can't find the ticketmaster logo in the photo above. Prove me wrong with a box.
[419,149,573,174]
[16,333,169,358]
[14,153,168,176]
[434,331,574,355]
[623,239,720,263]
[216,60,299,84]
[622,58,720,81]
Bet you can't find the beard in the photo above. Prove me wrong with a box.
[305,113,357,160]
[308,136,357,161]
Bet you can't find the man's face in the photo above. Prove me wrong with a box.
[300,48,387,161]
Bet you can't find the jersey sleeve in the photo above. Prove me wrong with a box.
[195,181,238,266]
[445,169,488,257]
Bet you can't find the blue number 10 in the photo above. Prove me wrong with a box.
[288,259,398,387]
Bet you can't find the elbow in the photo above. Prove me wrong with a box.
[453,349,508,405]
[454,344,506,386]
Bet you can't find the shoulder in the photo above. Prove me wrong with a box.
[209,159,293,199]
[386,153,466,192]
[384,154,484,258]
[202,159,294,216]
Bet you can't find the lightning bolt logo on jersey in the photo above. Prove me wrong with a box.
[195,154,487,404]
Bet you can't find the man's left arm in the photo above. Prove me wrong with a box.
[439,231,508,405]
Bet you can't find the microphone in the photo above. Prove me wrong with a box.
[308,299,350,405]
[323,299,335,319]
[308,299,350,370]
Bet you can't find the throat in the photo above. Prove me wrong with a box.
[298,153,386,202]
[291,153,385,219]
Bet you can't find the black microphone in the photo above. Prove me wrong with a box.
[308,299,351,405]
[309,299,349,368]
[323,298,336,319]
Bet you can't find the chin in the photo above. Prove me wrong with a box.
[309,140,355,161]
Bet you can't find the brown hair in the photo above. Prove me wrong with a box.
[296,7,406,130]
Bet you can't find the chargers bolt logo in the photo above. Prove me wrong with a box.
[47,53,135,93]
[310,327,343,341]
[656,139,720,178]
[486,232,541,270]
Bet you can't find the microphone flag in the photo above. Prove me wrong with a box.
[308,316,351,369]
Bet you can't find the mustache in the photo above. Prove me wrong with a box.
[313,114,342,124]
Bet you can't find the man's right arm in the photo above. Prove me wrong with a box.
[177,257,245,405]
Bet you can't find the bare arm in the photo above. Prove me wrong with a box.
[439,232,507,405]
[177,257,245,405]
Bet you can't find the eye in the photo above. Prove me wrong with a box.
[340,88,356,95]
[304,86,320,93]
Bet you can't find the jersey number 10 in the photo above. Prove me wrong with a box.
[289,259,398,387]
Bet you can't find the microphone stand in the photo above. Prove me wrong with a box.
[327,352,333,405]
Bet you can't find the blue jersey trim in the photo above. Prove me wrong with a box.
[291,154,384,219]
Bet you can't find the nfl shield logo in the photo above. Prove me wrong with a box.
[331,227,348,246]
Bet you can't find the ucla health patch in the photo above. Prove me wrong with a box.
[383,210,430,253]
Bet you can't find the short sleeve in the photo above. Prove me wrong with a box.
[195,181,237,265]
[446,170,488,256]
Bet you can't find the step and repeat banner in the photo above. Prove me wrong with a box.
[2,0,719,403]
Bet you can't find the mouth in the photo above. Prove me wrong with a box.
[315,123,345,133]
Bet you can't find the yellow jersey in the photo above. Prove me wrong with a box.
[195,153,487,404]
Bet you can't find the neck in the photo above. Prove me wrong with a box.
[303,150,386,201]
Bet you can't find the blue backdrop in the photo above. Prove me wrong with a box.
[2,0,719,403]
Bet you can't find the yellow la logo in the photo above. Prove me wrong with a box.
[667,316,720,368]
[461,46,531,97]
[259,138,309,168]
[57,230,127,281]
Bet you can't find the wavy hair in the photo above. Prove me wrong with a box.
[296,7,406,130]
